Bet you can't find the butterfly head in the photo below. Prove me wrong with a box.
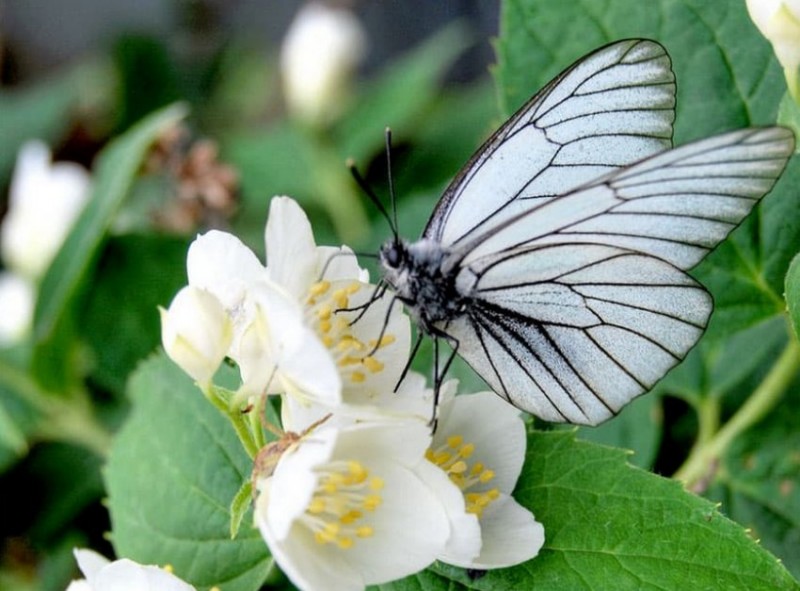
[378,238,408,272]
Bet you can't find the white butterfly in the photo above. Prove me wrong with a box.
[377,39,795,426]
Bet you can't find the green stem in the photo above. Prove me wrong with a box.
[204,386,260,459]
[674,335,800,487]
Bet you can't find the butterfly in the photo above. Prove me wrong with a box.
[375,38,795,426]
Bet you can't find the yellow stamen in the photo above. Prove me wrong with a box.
[362,356,384,373]
[304,459,383,550]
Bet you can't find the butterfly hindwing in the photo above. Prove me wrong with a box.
[448,244,711,424]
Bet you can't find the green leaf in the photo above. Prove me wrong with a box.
[574,391,662,470]
[777,93,800,150]
[410,431,797,590]
[497,0,799,342]
[105,352,271,591]
[31,103,187,391]
[81,234,190,396]
[786,252,800,340]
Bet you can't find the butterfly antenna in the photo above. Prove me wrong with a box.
[347,158,398,239]
[384,127,400,239]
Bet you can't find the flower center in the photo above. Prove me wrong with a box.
[301,459,384,549]
[426,434,499,518]
[305,280,395,385]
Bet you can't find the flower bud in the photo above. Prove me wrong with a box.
[160,286,233,386]
[280,2,366,126]
[0,272,34,345]
[1,141,90,280]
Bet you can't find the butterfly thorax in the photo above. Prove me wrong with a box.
[379,238,467,332]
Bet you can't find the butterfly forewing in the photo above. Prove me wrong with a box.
[458,127,795,268]
[424,39,676,248]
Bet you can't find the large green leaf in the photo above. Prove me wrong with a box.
[105,352,271,591]
[497,0,799,343]
[378,431,799,590]
[786,252,800,340]
[31,104,187,391]
[81,234,189,396]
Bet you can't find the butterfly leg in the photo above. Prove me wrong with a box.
[429,330,460,432]
[393,330,424,392]
[334,281,388,325]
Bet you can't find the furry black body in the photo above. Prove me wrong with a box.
[379,238,467,336]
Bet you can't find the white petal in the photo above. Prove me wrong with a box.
[259,517,363,591]
[187,230,266,312]
[96,559,197,590]
[265,196,318,299]
[339,460,448,585]
[342,284,412,401]
[159,286,232,385]
[0,272,34,344]
[435,392,526,493]
[466,494,544,569]
[74,548,111,580]
[316,245,368,283]
[2,141,90,278]
[334,421,431,468]
[415,460,482,566]
[262,429,336,539]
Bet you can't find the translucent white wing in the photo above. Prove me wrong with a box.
[440,127,794,424]
[424,39,676,247]
[458,127,795,267]
[447,243,712,425]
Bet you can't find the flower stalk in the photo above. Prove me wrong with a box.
[674,330,800,488]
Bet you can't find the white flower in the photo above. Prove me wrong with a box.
[235,280,342,407]
[1,141,90,280]
[186,196,410,410]
[0,272,34,345]
[264,197,410,411]
[255,421,451,591]
[428,389,545,569]
[66,548,196,591]
[280,2,366,126]
[747,0,800,99]
[160,286,233,386]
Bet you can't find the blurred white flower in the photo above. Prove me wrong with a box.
[747,0,800,100]
[0,273,35,345]
[280,2,366,126]
[0,141,90,345]
[160,286,233,387]
[254,421,450,591]
[1,140,90,280]
[66,548,196,591]
[429,389,545,569]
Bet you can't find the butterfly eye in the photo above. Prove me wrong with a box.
[383,243,404,268]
